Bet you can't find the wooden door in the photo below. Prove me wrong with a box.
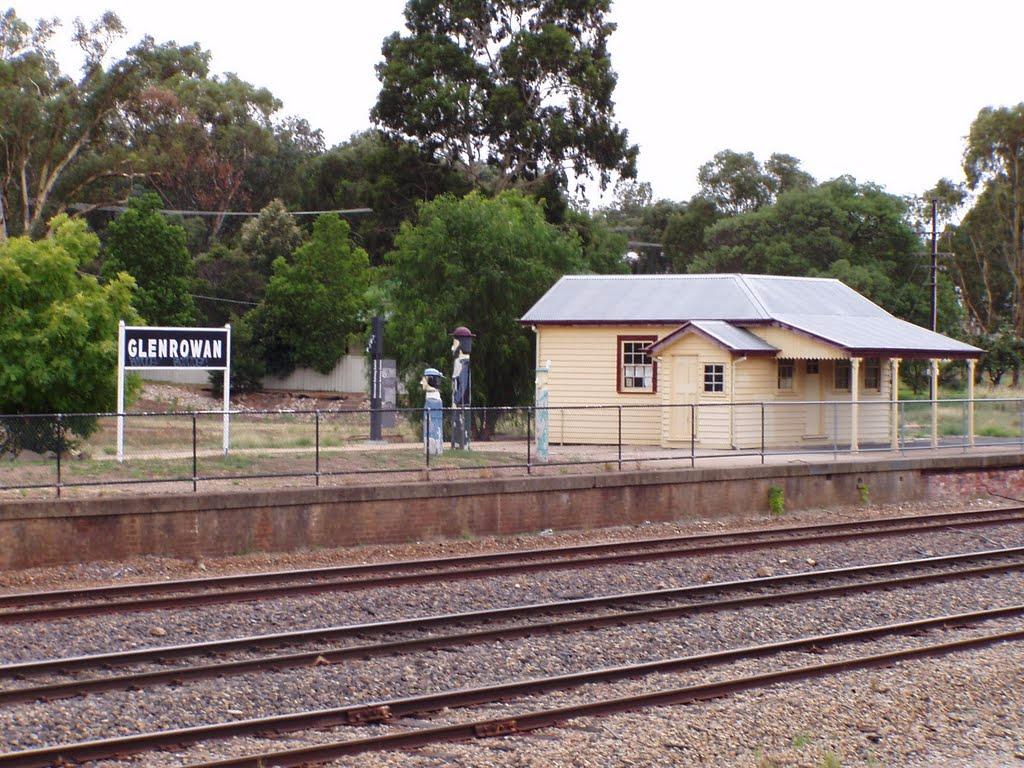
[670,355,698,441]
[803,360,824,436]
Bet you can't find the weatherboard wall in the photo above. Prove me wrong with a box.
[535,324,894,449]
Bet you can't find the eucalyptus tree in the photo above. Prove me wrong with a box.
[963,104,1024,335]
[372,0,638,194]
[0,9,206,238]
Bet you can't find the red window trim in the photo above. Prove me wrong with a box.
[616,334,658,394]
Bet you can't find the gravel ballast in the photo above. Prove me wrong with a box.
[1,497,1022,767]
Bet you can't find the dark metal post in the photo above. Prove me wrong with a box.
[526,407,532,474]
[55,414,62,499]
[369,316,384,441]
[191,414,198,493]
[315,410,321,486]
[425,408,431,470]
[760,402,765,465]
[930,199,938,333]
[617,406,623,471]
[690,403,696,468]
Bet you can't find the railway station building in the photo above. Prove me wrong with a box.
[521,274,983,451]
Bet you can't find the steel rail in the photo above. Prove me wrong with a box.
[3,507,1023,624]
[2,548,1022,706]
[3,545,1020,678]
[184,619,1024,768]
[1,505,1019,610]
[2,605,1020,768]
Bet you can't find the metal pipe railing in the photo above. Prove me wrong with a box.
[0,397,1019,498]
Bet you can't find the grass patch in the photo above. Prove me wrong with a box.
[791,732,813,749]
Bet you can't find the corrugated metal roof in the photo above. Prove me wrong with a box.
[521,274,982,357]
[649,320,778,355]
[692,321,779,352]
[520,275,769,323]
[772,314,982,355]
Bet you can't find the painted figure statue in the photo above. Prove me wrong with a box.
[450,326,475,450]
[421,367,444,456]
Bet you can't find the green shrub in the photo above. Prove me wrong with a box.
[857,482,870,505]
[768,485,785,516]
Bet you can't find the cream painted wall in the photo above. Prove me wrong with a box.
[534,324,895,449]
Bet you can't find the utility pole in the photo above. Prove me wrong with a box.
[930,198,938,333]
[929,199,939,403]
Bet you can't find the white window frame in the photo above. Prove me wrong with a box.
[777,359,795,390]
[863,358,881,391]
[703,363,725,394]
[834,360,851,391]
[619,337,655,393]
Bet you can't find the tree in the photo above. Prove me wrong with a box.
[238,199,303,276]
[140,72,284,242]
[663,197,719,272]
[691,178,956,333]
[697,150,816,215]
[963,104,1024,335]
[934,180,1012,336]
[562,206,629,275]
[0,9,207,239]
[251,213,370,375]
[299,130,470,264]
[372,0,637,193]
[385,191,583,434]
[193,244,265,327]
[101,193,197,325]
[0,215,138,453]
[697,150,774,215]
[765,153,816,196]
[596,181,685,273]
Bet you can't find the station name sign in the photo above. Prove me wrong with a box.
[122,326,229,369]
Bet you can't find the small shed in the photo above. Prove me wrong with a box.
[520,274,982,451]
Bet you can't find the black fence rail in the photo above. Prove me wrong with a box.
[1,399,1021,498]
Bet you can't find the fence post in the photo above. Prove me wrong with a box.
[425,408,431,470]
[690,403,696,468]
[55,414,62,499]
[315,410,321,487]
[618,405,623,471]
[526,406,532,474]
[962,400,968,454]
[832,401,838,459]
[899,400,905,454]
[760,403,765,465]
[192,413,198,493]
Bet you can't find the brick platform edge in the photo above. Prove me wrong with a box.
[2,452,1023,569]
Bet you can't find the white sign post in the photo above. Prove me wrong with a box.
[117,322,231,462]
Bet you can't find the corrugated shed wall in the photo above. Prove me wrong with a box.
[141,354,368,394]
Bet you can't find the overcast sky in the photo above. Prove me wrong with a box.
[29,0,1024,206]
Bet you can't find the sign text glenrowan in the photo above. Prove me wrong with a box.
[122,327,229,369]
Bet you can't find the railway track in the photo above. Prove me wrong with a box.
[1,604,1019,768]
[2,505,1023,623]
[1,545,1021,705]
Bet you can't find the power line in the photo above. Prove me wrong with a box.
[69,204,373,218]
[191,293,259,307]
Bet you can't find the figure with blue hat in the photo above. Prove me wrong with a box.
[421,367,445,456]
